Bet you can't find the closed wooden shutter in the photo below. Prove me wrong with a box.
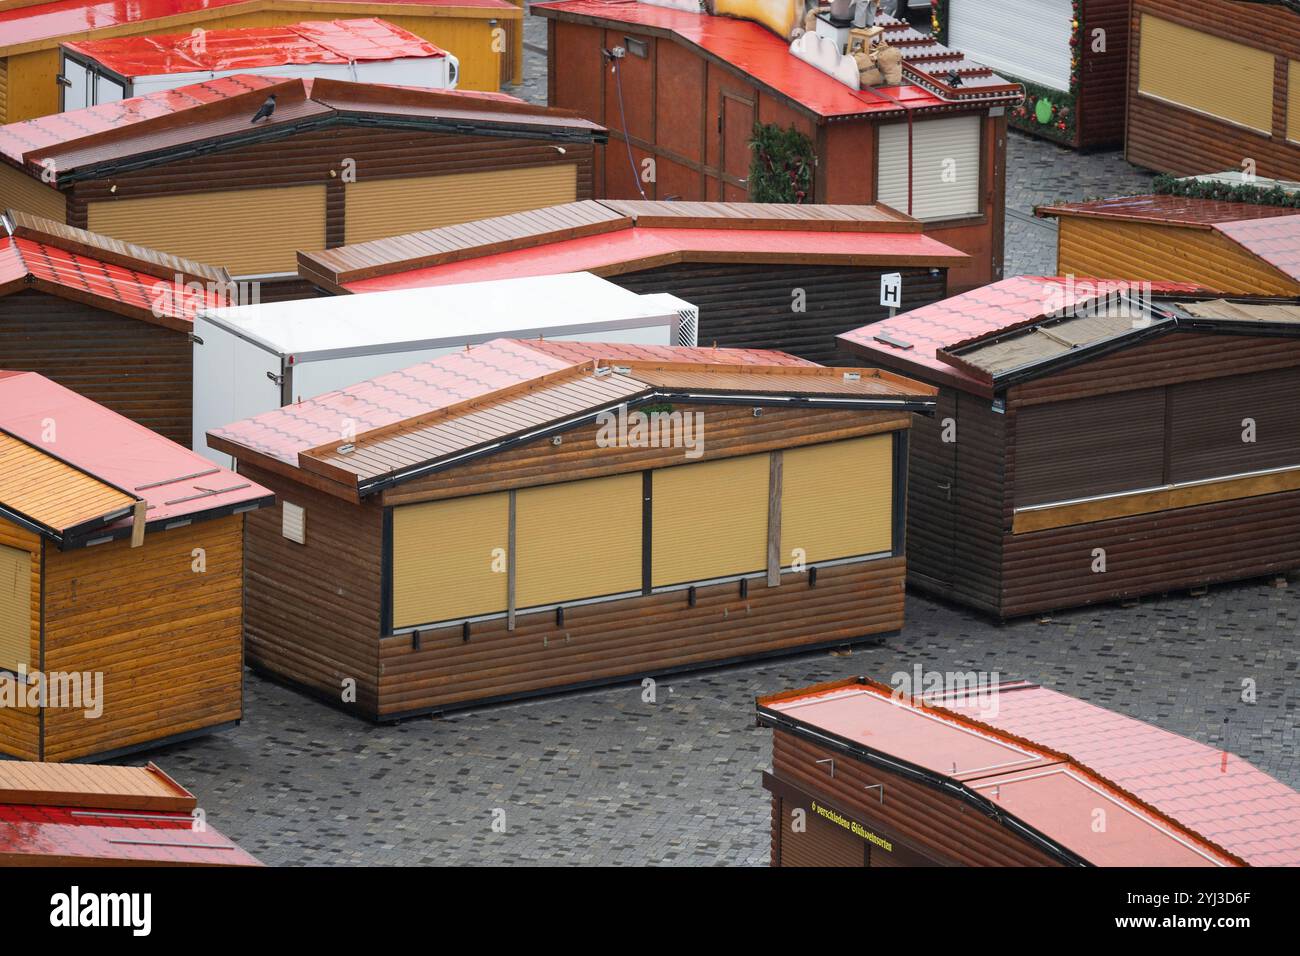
[391,492,509,627]
[515,473,642,608]
[1014,389,1166,507]
[88,185,326,276]
[0,543,30,674]
[781,435,893,565]
[1169,367,1300,483]
[0,164,65,222]
[877,114,982,222]
[1290,61,1300,143]
[780,802,865,867]
[344,165,578,245]
[1139,16,1273,133]
[651,454,768,587]
[948,0,1073,92]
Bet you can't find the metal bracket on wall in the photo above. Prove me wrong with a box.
[816,757,835,778]
[461,621,471,643]
[411,630,421,651]
[864,783,884,804]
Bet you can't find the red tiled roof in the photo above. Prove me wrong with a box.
[837,275,1206,394]
[209,337,816,467]
[1215,215,1300,284]
[0,371,272,530]
[0,0,515,53]
[533,1,1020,120]
[62,18,449,79]
[0,235,223,326]
[760,679,1291,867]
[1038,194,1300,228]
[345,226,968,293]
[939,684,1300,868]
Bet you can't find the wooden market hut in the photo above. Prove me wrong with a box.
[0,761,260,866]
[0,209,232,447]
[0,74,606,298]
[208,337,936,720]
[1038,195,1300,296]
[0,0,523,122]
[1127,0,1300,177]
[758,676,1300,866]
[533,3,1021,292]
[838,276,1300,619]
[298,199,969,365]
[933,0,1129,149]
[0,371,272,762]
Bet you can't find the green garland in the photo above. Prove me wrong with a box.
[748,122,815,204]
[933,0,1080,145]
[1152,173,1300,208]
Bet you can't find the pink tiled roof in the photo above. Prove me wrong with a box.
[1215,215,1300,284]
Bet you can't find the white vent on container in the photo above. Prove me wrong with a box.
[675,307,699,347]
[282,502,306,545]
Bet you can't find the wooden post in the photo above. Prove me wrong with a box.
[129,500,147,549]
[767,451,783,587]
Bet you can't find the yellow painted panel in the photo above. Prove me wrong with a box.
[0,56,7,125]
[88,185,324,276]
[0,543,31,674]
[1138,15,1274,133]
[652,454,769,587]
[515,473,641,608]
[1290,61,1300,142]
[392,492,509,627]
[0,162,65,222]
[1056,218,1300,296]
[344,165,577,244]
[781,435,893,565]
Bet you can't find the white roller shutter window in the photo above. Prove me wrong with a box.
[877,114,982,222]
[947,0,1074,92]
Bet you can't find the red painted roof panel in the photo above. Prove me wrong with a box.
[0,371,271,527]
[210,337,814,465]
[345,226,969,292]
[0,803,259,866]
[0,0,513,51]
[63,18,447,77]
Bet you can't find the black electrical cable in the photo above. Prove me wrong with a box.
[607,52,649,200]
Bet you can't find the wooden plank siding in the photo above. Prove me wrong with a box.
[238,463,385,715]
[40,515,245,762]
[1076,0,1130,149]
[0,519,41,761]
[0,289,192,447]
[770,730,1061,866]
[1055,218,1300,295]
[1127,1,1300,177]
[608,263,948,366]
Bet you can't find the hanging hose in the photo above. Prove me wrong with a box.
[607,51,649,201]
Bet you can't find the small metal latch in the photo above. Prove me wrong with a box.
[189,333,204,345]
[266,371,284,386]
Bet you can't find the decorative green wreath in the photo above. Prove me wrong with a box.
[749,122,815,204]
[1152,173,1300,208]
[932,0,1080,145]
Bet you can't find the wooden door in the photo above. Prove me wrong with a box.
[719,90,754,201]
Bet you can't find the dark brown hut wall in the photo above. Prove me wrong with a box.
[0,289,191,446]
[1077,0,1130,148]
[609,264,947,365]
[1127,0,1300,176]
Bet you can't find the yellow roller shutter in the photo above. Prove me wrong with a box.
[344,165,578,244]
[515,473,642,608]
[0,543,30,674]
[1290,61,1300,142]
[652,454,769,587]
[87,185,325,276]
[1138,16,1274,133]
[781,435,893,565]
[391,492,509,628]
[0,163,65,222]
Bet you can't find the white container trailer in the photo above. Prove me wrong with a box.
[194,272,700,465]
[59,18,459,110]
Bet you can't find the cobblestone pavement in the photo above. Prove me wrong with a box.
[137,22,1296,867]
[152,576,1298,866]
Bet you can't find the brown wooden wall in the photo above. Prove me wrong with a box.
[1127,0,1300,177]
[907,330,1300,618]
[544,16,1004,292]
[238,462,385,716]
[1077,0,1131,149]
[769,729,1061,866]
[609,263,948,366]
[0,519,40,761]
[0,289,192,446]
[41,514,245,762]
